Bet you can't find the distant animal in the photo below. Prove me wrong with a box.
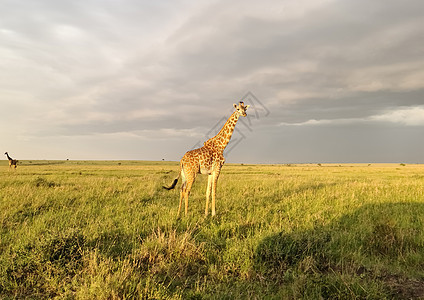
[163,101,250,217]
[4,152,18,169]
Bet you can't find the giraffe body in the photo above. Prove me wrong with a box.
[4,152,18,169]
[164,102,249,217]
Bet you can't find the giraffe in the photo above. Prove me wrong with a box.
[4,152,18,169]
[163,101,250,217]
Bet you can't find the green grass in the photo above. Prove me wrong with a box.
[1,161,424,299]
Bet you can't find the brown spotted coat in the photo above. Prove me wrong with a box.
[164,102,249,216]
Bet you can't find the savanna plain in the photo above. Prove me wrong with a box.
[1,160,424,299]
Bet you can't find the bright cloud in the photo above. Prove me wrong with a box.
[371,107,424,126]
[280,106,424,127]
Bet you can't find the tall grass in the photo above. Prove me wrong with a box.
[1,161,423,298]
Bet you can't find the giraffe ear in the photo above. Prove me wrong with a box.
[245,105,250,109]
[233,103,237,109]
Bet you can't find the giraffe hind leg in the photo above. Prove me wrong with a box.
[184,178,194,216]
[178,180,186,217]
[178,168,187,217]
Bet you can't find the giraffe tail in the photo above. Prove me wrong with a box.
[163,163,182,190]
[163,177,179,190]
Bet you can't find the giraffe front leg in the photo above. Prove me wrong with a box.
[205,174,213,216]
[211,170,221,217]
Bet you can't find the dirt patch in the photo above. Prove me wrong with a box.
[384,275,424,299]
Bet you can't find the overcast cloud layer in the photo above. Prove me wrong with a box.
[1,0,423,163]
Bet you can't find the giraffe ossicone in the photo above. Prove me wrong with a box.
[163,101,250,217]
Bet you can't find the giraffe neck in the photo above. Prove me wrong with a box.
[5,153,12,161]
[204,111,240,153]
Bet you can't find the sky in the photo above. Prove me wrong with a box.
[1,0,424,163]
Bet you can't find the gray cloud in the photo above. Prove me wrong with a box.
[1,0,424,161]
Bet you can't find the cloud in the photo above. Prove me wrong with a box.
[280,106,424,127]
[371,106,424,126]
[1,0,424,161]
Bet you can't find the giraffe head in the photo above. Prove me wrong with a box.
[233,101,250,117]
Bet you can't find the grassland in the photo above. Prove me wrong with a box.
[1,160,423,299]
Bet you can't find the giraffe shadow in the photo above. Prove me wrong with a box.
[254,202,424,298]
